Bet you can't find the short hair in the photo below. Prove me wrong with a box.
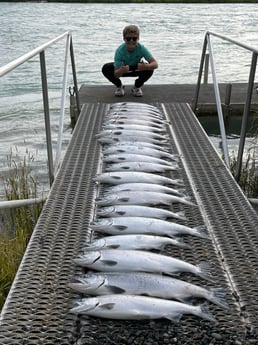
[123,25,140,38]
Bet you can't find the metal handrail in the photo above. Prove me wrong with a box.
[0,31,81,188]
[193,31,258,180]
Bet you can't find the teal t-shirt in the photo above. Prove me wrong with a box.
[114,43,152,68]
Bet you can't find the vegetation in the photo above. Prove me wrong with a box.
[231,142,258,198]
[0,149,44,310]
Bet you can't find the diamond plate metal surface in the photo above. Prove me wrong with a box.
[0,102,257,344]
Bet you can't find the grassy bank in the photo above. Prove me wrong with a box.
[0,149,44,310]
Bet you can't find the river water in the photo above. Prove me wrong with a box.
[0,2,258,197]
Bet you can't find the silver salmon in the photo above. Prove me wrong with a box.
[96,191,196,207]
[69,272,228,310]
[105,161,178,173]
[82,234,190,251]
[102,124,166,133]
[97,136,168,145]
[96,129,168,140]
[90,217,208,239]
[70,294,216,322]
[96,205,187,221]
[74,249,213,282]
[93,171,183,186]
[103,145,179,160]
[105,183,185,197]
[103,153,172,166]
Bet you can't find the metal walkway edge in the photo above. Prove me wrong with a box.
[0,102,258,344]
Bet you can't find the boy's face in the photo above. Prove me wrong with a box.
[124,35,139,51]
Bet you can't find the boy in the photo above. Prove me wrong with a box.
[102,25,158,97]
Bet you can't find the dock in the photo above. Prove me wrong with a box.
[79,82,258,115]
[1,85,258,344]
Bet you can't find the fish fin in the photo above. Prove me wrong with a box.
[116,212,126,216]
[107,244,120,249]
[174,238,191,249]
[106,285,126,294]
[177,296,193,305]
[175,211,187,221]
[198,302,217,322]
[197,261,215,282]
[99,303,116,310]
[165,313,182,322]
[114,225,127,231]
[112,176,122,180]
[118,197,130,202]
[209,288,229,310]
[101,260,118,266]
[194,225,210,239]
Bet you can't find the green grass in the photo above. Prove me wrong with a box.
[0,149,44,310]
[231,140,258,198]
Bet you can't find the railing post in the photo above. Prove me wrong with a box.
[207,35,230,168]
[40,51,54,186]
[234,52,257,181]
[54,34,71,174]
[203,53,209,84]
[70,36,81,117]
[192,35,208,113]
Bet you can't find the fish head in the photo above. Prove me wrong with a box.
[83,238,106,251]
[90,218,113,230]
[74,251,101,266]
[96,195,118,206]
[69,275,106,293]
[96,206,115,217]
[70,297,99,314]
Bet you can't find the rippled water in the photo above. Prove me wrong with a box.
[0,2,258,196]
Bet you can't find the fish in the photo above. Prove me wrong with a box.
[93,171,183,186]
[68,272,228,310]
[105,161,178,173]
[103,145,178,160]
[107,107,163,117]
[103,119,166,129]
[96,129,168,140]
[102,124,166,133]
[102,141,170,151]
[97,136,168,145]
[104,114,166,125]
[82,234,190,251]
[69,294,216,322]
[96,205,187,221]
[90,217,208,239]
[96,191,196,207]
[105,109,163,118]
[110,101,160,109]
[103,153,172,166]
[104,182,185,197]
[109,102,162,112]
[74,249,213,282]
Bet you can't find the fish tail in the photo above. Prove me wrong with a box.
[209,288,229,310]
[182,197,197,207]
[197,261,215,282]
[194,225,210,239]
[174,211,188,221]
[197,302,217,322]
[175,238,191,249]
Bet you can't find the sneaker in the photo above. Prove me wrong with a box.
[131,86,143,97]
[115,85,125,97]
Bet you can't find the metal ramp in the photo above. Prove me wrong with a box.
[0,102,258,344]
